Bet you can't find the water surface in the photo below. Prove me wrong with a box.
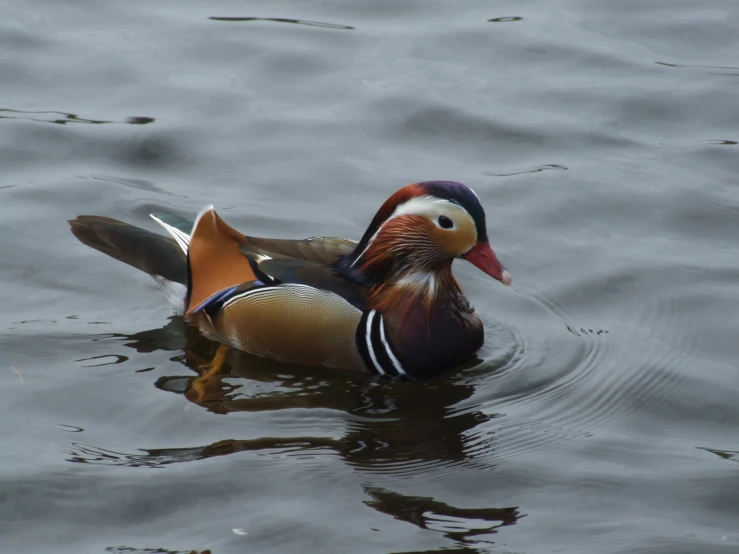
[2,1,739,552]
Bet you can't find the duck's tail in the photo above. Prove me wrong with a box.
[69,209,259,317]
[68,213,198,312]
[68,214,192,283]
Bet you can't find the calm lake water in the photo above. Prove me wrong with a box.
[2,1,739,553]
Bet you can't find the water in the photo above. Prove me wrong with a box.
[2,1,738,552]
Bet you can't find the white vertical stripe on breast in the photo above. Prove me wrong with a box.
[365,310,385,375]
[378,315,406,375]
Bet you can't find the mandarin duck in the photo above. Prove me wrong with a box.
[69,181,511,379]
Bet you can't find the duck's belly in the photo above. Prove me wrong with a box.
[192,284,366,372]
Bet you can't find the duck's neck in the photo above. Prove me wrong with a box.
[336,245,485,377]
[368,261,454,310]
[368,263,484,378]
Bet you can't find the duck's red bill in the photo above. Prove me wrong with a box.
[463,241,512,286]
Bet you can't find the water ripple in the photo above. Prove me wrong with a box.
[209,17,355,30]
[698,447,739,465]
[656,61,739,76]
[0,109,154,126]
[484,164,568,177]
[487,17,524,23]
[88,174,181,197]
[454,275,715,468]
[105,547,210,554]
[659,138,737,149]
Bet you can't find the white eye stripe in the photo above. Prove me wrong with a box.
[392,196,466,218]
[351,196,472,265]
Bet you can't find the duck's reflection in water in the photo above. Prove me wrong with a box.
[69,318,522,548]
[363,487,519,545]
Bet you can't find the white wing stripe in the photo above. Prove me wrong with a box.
[170,226,191,250]
[150,214,191,254]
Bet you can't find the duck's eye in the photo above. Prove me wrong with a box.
[437,215,454,229]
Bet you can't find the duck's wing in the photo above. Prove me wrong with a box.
[176,207,262,316]
[151,210,357,266]
[158,207,366,316]
[151,210,356,266]
[253,257,368,310]
[239,235,364,307]
[173,209,368,372]
[241,236,357,266]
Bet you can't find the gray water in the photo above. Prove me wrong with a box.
[2,1,738,553]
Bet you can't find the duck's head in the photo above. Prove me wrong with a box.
[340,181,511,289]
